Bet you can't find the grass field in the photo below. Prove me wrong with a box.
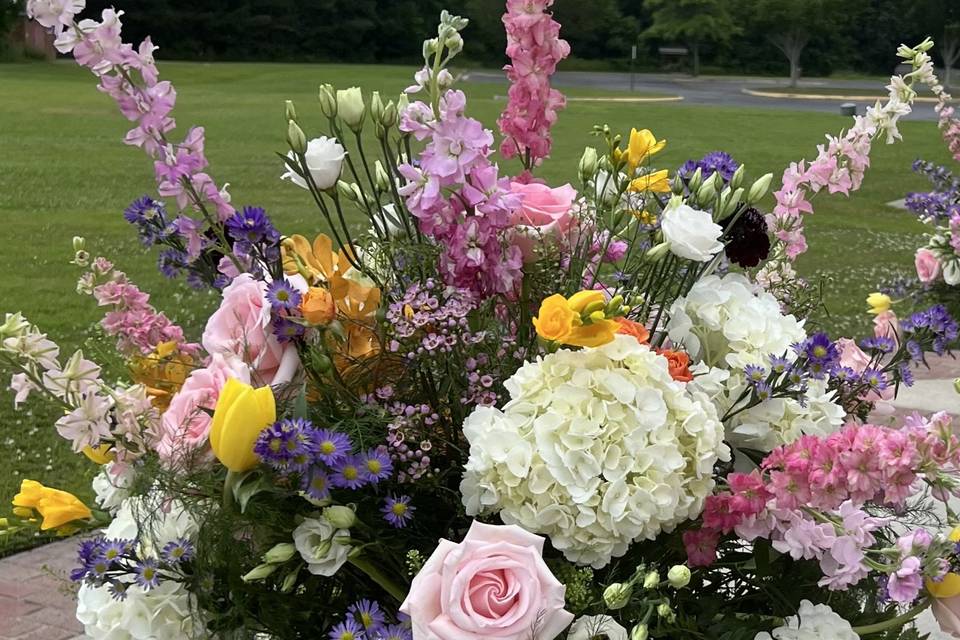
[0,60,953,553]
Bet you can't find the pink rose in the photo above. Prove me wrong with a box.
[873,310,900,345]
[202,274,300,386]
[155,353,250,463]
[916,248,942,284]
[933,596,960,637]
[837,337,894,405]
[508,182,578,262]
[400,521,574,640]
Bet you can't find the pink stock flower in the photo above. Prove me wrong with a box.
[916,248,943,284]
[683,528,720,567]
[887,555,923,603]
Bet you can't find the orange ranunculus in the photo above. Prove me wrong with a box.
[532,294,577,343]
[629,170,671,193]
[301,287,337,326]
[12,479,92,531]
[616,318,650,345]
[658,349,693,382]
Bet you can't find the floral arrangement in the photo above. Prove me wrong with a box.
[5,1,960,639]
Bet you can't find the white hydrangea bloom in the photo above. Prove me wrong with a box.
[92,461,136,515]
[754,600,858,640]
[460,335,729,568]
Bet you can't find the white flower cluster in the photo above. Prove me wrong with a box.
[754,600,858,640]
[92,461,137,515]
[460,335,729,568]
[667,274,844,450]
[76,494,200,640]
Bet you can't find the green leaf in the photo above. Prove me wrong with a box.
[231,471,275,514]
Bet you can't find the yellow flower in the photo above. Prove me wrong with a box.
[209,378,276,473]
[300,287,337,326]
[532,294,578,343]
[12,479,92,531]
[82,444,115,465]
[532,291,618,348]
[866,292,892,315]
[629,170,671,193]
[928,527,960,598]
[625,128,666,172]
[129,343,193,412]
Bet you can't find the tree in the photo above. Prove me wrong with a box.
[641,0,739,76]
[942,23,960,89]
[908,0,960,88]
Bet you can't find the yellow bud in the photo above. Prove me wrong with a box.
[210,378,276,473]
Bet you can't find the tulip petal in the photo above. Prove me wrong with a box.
[210,377,249,455]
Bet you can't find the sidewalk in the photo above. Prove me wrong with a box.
[0,538,83,639]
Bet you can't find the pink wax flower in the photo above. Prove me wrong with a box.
[507,181,577,261]
[916,247,943,284]
[202,274,300,386]
[399,520,574,640]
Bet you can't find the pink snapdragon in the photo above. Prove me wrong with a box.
[498,0,570,170]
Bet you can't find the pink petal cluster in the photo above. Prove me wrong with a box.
[497,0,570,168]
[399,90,524,297]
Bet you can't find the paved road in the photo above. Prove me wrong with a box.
[465,70,942,121]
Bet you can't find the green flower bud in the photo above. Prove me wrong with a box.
[382,101,398,128]
[603,582,633,610]
[578,147,599,182]
[631,623,649,640]
[336,87,366,131]
[657,602,675,622]
[954,377,960,394]
[397,93,410,116]
[747,172,774,204]
[318,84,337,119]
[280,567,299,593]
[645,241,671,263]
[242,562,279,582]
[687,166,704,193]
[263,542,296,564]
[696,179,716,207]
[642,570,660,590]
[667,564,691,588]
[370,91,384,125]
[285,100,297,122]
[286,120,307,154]
[730,164,745,190]
[374,161,391,193]
[337,180,359,202]
[72,236,86,252]
[323,505,356,530]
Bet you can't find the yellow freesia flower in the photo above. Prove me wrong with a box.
[210,378,276,473]
[625,128,666,172]
[928,527,960,598]
[129,342,194,412]
[533,291,619,348]
[82,443,115,465]
[866,292,892,315]
[629,170,671,193]
[532,294,578,343]
[12,479,92,531]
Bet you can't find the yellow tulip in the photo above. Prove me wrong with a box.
[210,378,276,472]
[625,128,666,172]
[928,527,960,598]
[629,170,672,193]
[82,443,115,465]
[12,479,92,531]
[866,292,892,315]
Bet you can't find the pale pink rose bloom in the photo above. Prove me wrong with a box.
[202,273,299,386]
[507,182,578,262]
[400,521,574,640]
[154,354,250,463]
[933,596,960,638]
[837,337,894,409]
[873,310,900,344]
[916,248,943,284]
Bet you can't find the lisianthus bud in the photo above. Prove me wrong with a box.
[323,505,356,530]
[603,582,632,609]
[286,120,307,154]
[374,161,390,193]
[696,179,716,207]
[280,568,299,593]
[382,100,398,128]
[657,602,675,622]
[687,166,704,192]
[954,378,960,394]
[263,542,297,564]
[336,87,365,131]
[337,180,358,202]
[631,624,649,640]
[642,570,660,589]
[578,147,599,182]
[284,100,297,122]
[242,562,279,582]
[645,241,671,263]
[72,236,85,252]
[730,164,745,189]
[667,564,691,588]
[370,91,384,124]
[747,172,773,204]
[318,84,337,118]
[397,93,410,115]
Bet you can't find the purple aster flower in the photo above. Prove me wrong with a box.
[272,317,305,343]
[161,538,195,564]
[225,206,276,244]
[349,599,386,633]
[861,336,896,353]
[266,280,302,311]
[123,195,162,224]
[679,151,741,183]
[315,429,352,465]
[329,619,365,640]
[101,539,127,563]
[158,248,187,279]
[134,558,161,590]
[331,455,367,490]
[861,368,889,391]
[360,448,393,483]
[768,355,791,374]
[380,625,413,640]
[382,495,415,528]
[899,362,915,387]
[829,366,858,384]
[753,381,773,402]
[300,466,332,501]
[107,580,129,601]
[255,418,318,474]
[804,333,838,364]
[744,364,766,384]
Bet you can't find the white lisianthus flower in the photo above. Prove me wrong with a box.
[660,201,724,262]
[91,461,136,515]
[461,335,729,569]
[754,600,858,640]
[336,87,366,130]
[293,517,351,576]
[568,615,628,640]
[281,136,346,191]
[944,258,960,286]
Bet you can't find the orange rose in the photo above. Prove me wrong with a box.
[301,287,337,325]
[616,318,650,345]
[658,349,693,382]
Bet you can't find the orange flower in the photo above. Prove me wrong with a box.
[615,318,650,345]
[301,287,337,325]
[658,349,693,382]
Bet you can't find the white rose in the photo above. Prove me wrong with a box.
[336,87,366,130]
[281,136,345,191]
[661,202,724,262]
[568,615,628,640]
[293,517,351,576]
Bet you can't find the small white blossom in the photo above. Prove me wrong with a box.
[754,600,858,640]
[293,517,351,576]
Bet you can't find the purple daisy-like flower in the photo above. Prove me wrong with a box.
[107,580,129,601]
[315,429,352,465]
[382,495,415,528]
[255,418,318,474]
[134,558,161,590]
[272,317,306,343]
[768,355,791,374]
[744,364,766,384]
[329,619,365,640]
[225,206,276,244]
[161,538,195,564]
[267,280,302,311]
[100,539,127,564]
[753,381,773,402]
[331,455,367,490]
[300,466,332,501]
[829,366,859,384]
[861,368,889,391]
[380,625,413,640]
[349,599,386,633]
[899,362,915,387]
[861,336,896,354]
[360,449,393,483]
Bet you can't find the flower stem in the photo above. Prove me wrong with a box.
[348,555,408,603]
[851,599,930,636]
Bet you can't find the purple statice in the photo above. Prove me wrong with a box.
[134,558,161,590]
[329,619,365,640]
[902,305,958,357]
[905,160,960,223]
[349,599,386,634]
[255,418,318,474]
[161,538,195,564]
[360,448,394,484]
[224,206,278,245]
[124,195,169,246]
[330,455,367,490]
[744,364,766,384]
[381,495,415,528]
[300,466,332,501]
[272,317,306,343]
[267,280,302,311]
[679,151,741,184]
[315,430,352,466]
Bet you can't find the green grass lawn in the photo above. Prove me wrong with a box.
[0,60,953,554]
